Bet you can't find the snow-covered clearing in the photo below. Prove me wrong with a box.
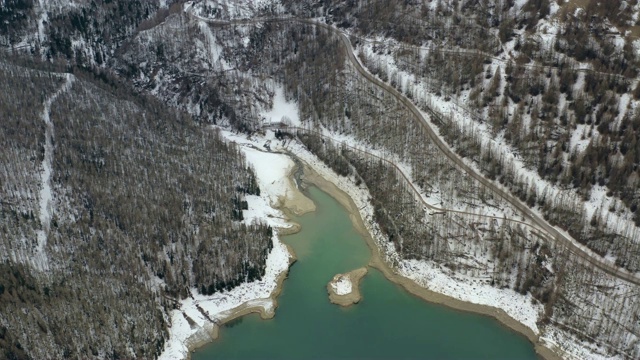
[330,274,353,296]
[35,73,73,272]
[198,20,232,71]
[223,129,311,212]
[259,84,301,126]
[159,133,295,360]
[191,0,284,20]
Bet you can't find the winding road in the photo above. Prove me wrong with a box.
[185,5,640,286]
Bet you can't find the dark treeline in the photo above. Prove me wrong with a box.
[0,54,271,359]
[1,0,182,65]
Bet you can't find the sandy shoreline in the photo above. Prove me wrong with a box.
[300,161,561,360]
[184,150,560,360]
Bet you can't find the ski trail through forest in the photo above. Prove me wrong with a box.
[36,73,74,271]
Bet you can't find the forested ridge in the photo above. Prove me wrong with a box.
[0,53,271,359]
[0,1,288,357]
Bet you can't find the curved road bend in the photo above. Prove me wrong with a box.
[187,9,640,286]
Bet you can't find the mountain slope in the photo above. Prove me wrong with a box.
[0,54,271,359]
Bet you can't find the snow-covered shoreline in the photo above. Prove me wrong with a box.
[283,135,541,324]
[158,139,302,360]
[158,127,612,360]
[280,131,617,360]
[158,74,311,360]
[158,72,610,359]
[154,76,615,360]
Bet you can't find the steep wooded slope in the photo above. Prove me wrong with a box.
[0,55,270,359]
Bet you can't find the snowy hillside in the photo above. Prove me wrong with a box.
[2,0,640,359]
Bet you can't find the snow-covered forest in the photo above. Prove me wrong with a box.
[0,55,271,358]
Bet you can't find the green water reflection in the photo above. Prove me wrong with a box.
[194,187,537,359]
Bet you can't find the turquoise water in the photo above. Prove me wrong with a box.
[194,187,537,359]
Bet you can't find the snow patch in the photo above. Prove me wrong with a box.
[570,124,591,153]
[260,85,301,126]
[330,275,353,296]
[243,143,294,197]
[198,20,232,71]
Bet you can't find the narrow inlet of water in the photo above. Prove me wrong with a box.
[194,187,537,359]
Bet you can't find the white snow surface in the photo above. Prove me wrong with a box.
[159,133,295,360]
[243,146,292,197]
[330,275,353,296]
[223,130,304,211]
[260,85,301,126]
[198,20,232,71]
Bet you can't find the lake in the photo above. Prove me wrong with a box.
[194,187,537,359]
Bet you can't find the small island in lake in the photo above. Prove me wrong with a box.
[327,267,368,307]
